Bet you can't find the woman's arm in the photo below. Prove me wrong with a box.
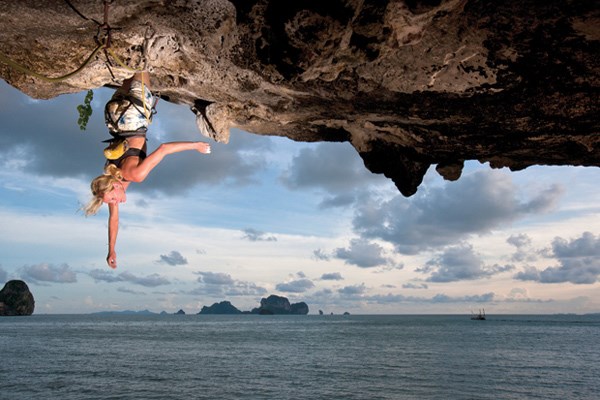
[121,141,210,183]
[107,203,119,269]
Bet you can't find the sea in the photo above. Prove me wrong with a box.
[1,314,599,400]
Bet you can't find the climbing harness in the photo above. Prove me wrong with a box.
[1,0,160,161]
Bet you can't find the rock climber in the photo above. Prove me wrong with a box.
[83,71,211,269]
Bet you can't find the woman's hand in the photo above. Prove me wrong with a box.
[107,251,118,269]
[196,142,211,154]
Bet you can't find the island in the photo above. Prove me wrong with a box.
[0,280,35,316]
[198,294,309,315]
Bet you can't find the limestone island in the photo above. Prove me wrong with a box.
[0,280,35,316]
[198,295,309,315]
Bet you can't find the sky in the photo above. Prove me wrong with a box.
[0,79,599,315]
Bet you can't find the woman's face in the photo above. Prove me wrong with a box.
[102,181,127,204]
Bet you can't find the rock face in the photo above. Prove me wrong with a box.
[251,295,309,315]
[198,300,242,314]
[0,1,597,195]
[0,280,35,316]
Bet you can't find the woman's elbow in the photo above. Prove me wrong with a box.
[127,173,145,183]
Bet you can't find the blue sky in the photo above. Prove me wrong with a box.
[1,79,599,314]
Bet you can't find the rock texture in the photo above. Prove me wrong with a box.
[198,300,242,314]
[0,280,35,316]
[251,294,309,315]
[0,1,598,195]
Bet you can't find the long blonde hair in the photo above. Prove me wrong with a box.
[83,164,124,216]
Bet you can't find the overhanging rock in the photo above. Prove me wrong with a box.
[0,0,598,196]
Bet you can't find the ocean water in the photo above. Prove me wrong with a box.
[1,314,599,400]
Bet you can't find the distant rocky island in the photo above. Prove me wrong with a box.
[91,294,309,315]
[199,295,309,315]
[0,280,35,316]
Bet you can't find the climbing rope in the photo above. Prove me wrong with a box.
[0,42,107,83]
[0,0,144,82]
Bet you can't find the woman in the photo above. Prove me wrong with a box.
[83,72,211,269]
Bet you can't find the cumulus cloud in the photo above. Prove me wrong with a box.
[191,271,267,296]
[353,170,563,254]
[241,228,277,242]
[402,282,428,289]
[334,238,398,269]
[88,269,170,287]
[118,272,170,287]
[320,272,344,281]
[338,283,367,296]
[196,271,235,285]
[224,281,268,296]
[507,234,532,248]
[276,278,315,293]
[514,232,600,284]
[507,287,529,300]
[312,249,330,261]
[20,263,77,283]
[280,142,388,207]
[507,233,537,262]
[158,250,188,266]
[419,244,514,282]
[361,292,495,304]
[143,127,269,194]
[319,194,357,209]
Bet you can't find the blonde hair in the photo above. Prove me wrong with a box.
[83,164,124,216]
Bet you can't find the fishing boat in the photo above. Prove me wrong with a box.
[471,309,486,320]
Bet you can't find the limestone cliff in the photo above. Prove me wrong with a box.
[251,294,309,315]
[0,0,598,195]
[0,280,35,316]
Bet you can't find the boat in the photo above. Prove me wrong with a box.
[471,309,486,320]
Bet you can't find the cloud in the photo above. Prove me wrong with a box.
[224,281,267,296]
[507,233,537,262]
[20,263,77,283]
[118,272,170,287]
[419,244,514,282]
[507,234,532,248]
[142,127,269,195]
[402,282,428,289]
[320,272,344,281]
[241,228,277,242]
[188,281,267,297]
[338,283,367,296]
[358,292,495,304]
[514,232,600,284]
[158,250,188,266]
[312,249,330,261]
[0,266,7,283]
[334,238,398,269]
[319,194,357,209]
[117,287,147,295]
[275,278,315,293]
[190,271,267,296]
[196,271,235,285]
[507,287,529,300]
[88,269,170,287]
[353,170,564,254]
[280,142,388,205]
[430,293,495,303]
